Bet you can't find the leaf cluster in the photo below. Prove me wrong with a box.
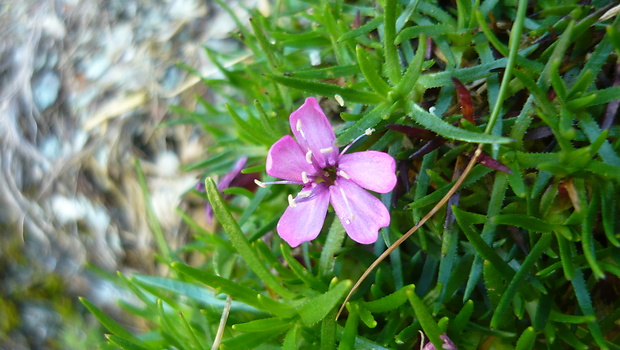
[85,0,620,349]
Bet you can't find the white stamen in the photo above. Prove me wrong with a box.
[320,147,334,154]
[305,150,313,164]
[301,171,309,183]
[254,179,266,188]
[365,128,375,136]
[429,106,437,116]
[339,186,354,224]
[297,190,311,198]
[296,119,302,132]
[288,194,297,207]
[338,170,350,179]
[335,94,344,106]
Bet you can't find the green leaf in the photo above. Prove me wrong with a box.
[232,317,291,333]
[395,24,453,44]
[355,45,391,97]
[281,243,328,292]
[298,279,351,325]
[266,74,384,105]
[105,334,150,350]
[515,327,537,350]
[81,297,148,348]
[335,102,397,145]
[338,16,383,42]
[449,300,474,335]
[220,330,284,350]
[491,232,552,329]
[405,101,513,143]
[491,214,555,233]
[205,178,294,298]
[362,285,414,313]
[382,0,401,85]
[406,287,444,349]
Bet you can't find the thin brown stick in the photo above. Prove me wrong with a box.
[336,145,483,320]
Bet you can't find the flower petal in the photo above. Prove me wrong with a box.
[289,97,338,168]
[277,183,330,247]
[267,135,316,182]
[338,151,397,193]
[329,179,390,244]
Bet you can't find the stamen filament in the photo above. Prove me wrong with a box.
[255,179,305,186]
[339,186,354,224]
[340,130,374,156]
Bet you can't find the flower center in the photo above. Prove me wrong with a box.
[318,165,339,186]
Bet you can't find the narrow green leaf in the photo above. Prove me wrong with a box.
[321,309,338,350]
[395,25,453,44]
[266,74,383,105]
[338,16,383,42]
[406,101,513,144]
[319,219,346,278]
[135,160,172,260]
[355,45,391,97]
[383,0,401,85]
[570,264,607,349]
[105,335,150,350]
[249,17,279,71]
[394,34,426,99]
[555,230,575,280]
[281,243,328,292]
[232,317,291,333]
[601,182,620,247]
[338,304,360,350]
[483,260,507,308]
[205,178,294,298]
[170,263,264,311]
[81,297,147,347]
[362,285,414,313]
[298,279,351,325]
[449,300,473,335]
[220,330,283,350]
[582,188,605,279]
[567,86,620,109]
[491,232,552,329]
[283,325,298,350]
[515,327,537,350]
[549,310,596,323]
[491,214,555,233]
[335,102,397,145]
[406,287,444,349]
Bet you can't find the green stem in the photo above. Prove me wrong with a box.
[483,0,527,135]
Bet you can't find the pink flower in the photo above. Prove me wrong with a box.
[258,97,396,247]
[421,333,457,350]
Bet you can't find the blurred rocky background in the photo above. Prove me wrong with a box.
[0,0,262,348]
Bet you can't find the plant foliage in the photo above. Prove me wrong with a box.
[84,0,620,348]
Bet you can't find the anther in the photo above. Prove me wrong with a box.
[338,170,350,179]
[297,190,311,198]
[365,128,375,136]
[305,150,313,164]
[296,119,302,132]
[320,147,334,154]
[335,94,344,107]
[301,171,309,183]
[254,179,266,188]
[288,194,297,207]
